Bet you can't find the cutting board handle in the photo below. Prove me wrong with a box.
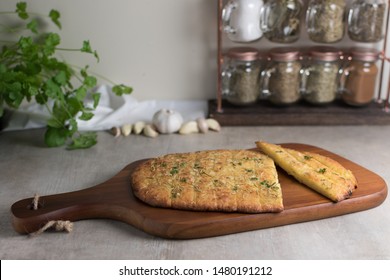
[11,186,112,233]
[10,164,135,234]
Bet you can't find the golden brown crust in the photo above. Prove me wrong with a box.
[131,149,284,213]
[256,141,358,202]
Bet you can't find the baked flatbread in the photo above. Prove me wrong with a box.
[131,149,284,213]
[256,141,357,202]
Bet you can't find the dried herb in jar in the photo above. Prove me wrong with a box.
[307,0,346,43]
[227,66,261,105]
[223,48,263,106]
[304,63,340,104]
[268,61,302,105]
[348,2,386,42]
[261,0,302,43]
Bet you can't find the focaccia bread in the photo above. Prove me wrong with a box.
[256,141,357,202]
[131,149,284,213]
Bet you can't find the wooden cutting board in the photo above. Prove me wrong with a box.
[11,143,388,239]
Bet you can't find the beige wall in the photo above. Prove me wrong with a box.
[1,0,389,101]
[1,0,218,101]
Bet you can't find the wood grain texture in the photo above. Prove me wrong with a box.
[10,143,388,239]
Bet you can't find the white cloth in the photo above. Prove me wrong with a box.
[3,85,208,131]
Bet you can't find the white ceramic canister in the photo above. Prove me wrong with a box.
[222,0,264,43]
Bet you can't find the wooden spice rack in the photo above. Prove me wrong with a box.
[209,0,390,125]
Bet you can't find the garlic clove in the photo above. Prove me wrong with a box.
[179,121,199,135]
[143,124,159,138]
[206,118,221,132]
[196,117,209,133]
[110,126,121,137]
[121,124,132,136]
[133,121,146,135]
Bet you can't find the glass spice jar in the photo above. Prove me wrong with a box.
[222,0,264,43]
[306,0,346,43]
[339,48,379,106]
[260,0,303,43]
[301,47,342,105]
[222,47,264,106]
[261,48,302,105]
[348,0,387,42]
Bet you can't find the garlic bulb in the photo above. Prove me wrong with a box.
[152,109,183,134]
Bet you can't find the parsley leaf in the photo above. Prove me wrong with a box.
[16,2,28,19]
[112,84,133,96]
[44,126,69,147]
[67,132,97,150]
[49,9,61,29]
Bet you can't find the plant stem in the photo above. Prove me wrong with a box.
[56,47,84,52]
[0,11,50,18]
[69,64,117,85]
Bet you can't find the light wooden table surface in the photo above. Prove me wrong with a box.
[1,125,389,259]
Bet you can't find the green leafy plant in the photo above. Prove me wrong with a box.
[0,2,132,149]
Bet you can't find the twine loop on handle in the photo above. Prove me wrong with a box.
[29,194,74,237]
[32,193,40,210]
[29,220,73,237]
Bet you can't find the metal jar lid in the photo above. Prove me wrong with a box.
[349,47,379,62]
[309,46,342,62]
[226,47,260,61]
[269,47,300,62]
